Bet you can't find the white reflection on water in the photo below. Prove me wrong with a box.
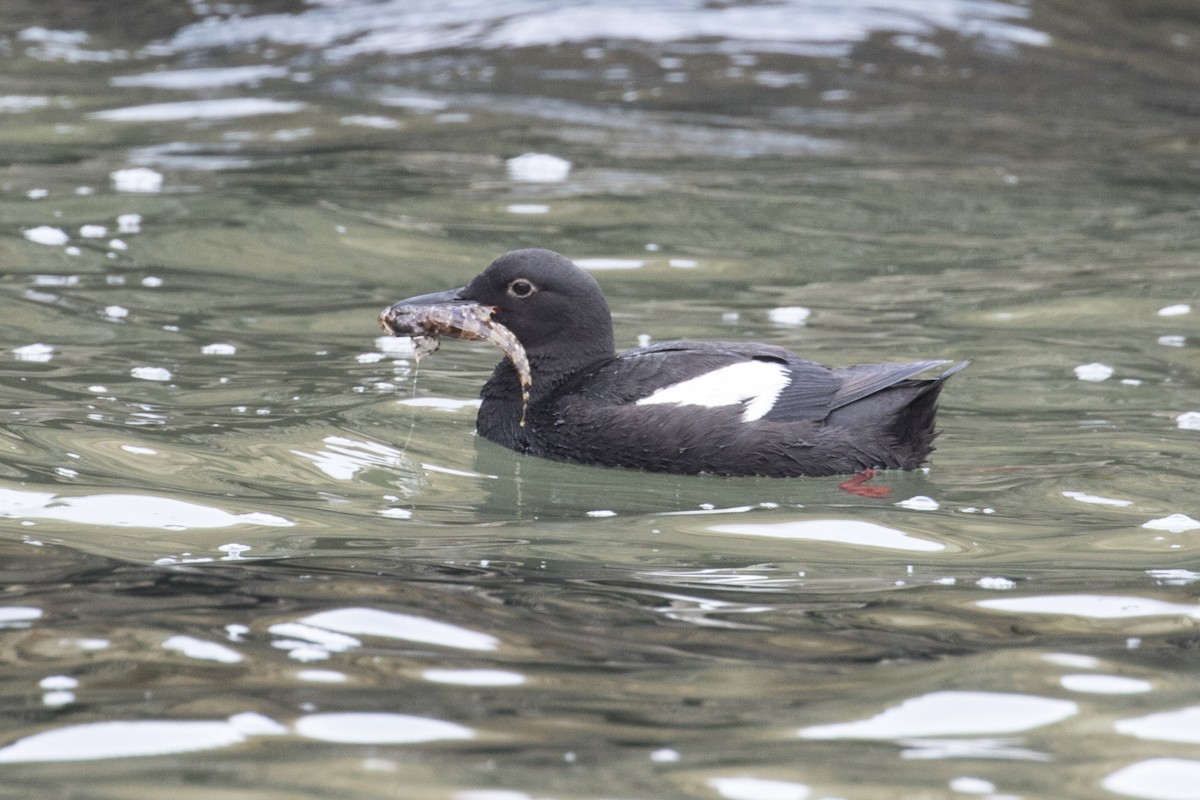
[162,634,244,664]
[291,435,411,480]
[662,504,758,516]
[293,712,474,744]
[295,607,499,651]
[111,65,289,89]
[574,257,645,270]
[22,226,68,245]
[1042,653,1099,669]
[19,26,126,63]
[1103,759,1200,800]
[0,95,51,113]
[295,669,348,683]
[228,712,288,736]
[1141,514,1200,533]
[12,342,55,361]
[39,676,77,690]
[0,606,42,627]
[422,668,526,686]
[898,738,1051,762]
[90,98,306,122]
[0,720,248,762]
[707,775,810,800]
[0,488,292,530]
[455,791,540,800]
[398,395,482,410]
[1157,304,1192,317]
[1074,362,1114,382]
[975,576,1016,590]
[766,306,811,326]
[163,0,1049,61]
[130,365,171,381]
[1116,706,1200,744]
[111,167,163,193]
[506,152,571,182]
[978,594,1200,620]
[947,776,995,795]
[341,114,403,129]
[1060,674,1152,695]
[797,691,1077,739]
[895,495,939,510]
[0,713,286,764]
[422,462,495,478]
[507,203,550,214]
[641,565,797,589]
[1062,490,1132,507]
[646,589,773,630]
[710,518,944,552]
[1148,569,1200,586]
[268,622,360,654]
[128,142,254,171]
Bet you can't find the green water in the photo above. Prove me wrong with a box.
[1,2,1199,798]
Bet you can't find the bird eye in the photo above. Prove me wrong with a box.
[507,278,537,299]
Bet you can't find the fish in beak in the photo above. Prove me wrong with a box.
[379,288,532,425]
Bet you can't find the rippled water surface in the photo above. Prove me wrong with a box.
[2,2,1199,798]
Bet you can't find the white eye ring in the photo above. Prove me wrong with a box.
[507,278,537,299]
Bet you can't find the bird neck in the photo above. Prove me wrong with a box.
[478,351,604,452]
[482,340,611,406]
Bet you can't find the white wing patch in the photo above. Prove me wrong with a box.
[635,361,791,422]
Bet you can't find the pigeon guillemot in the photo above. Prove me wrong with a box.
[380,248,965,478]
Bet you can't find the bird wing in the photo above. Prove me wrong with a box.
[570,341,842,423]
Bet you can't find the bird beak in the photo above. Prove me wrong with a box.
[386,286,468,308]
[384,286,468,314]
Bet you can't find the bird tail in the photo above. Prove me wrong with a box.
[888,359,968,461]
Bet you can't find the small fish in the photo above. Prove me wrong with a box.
[379,302,532,425]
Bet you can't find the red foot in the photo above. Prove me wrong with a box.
[837,469,891,498]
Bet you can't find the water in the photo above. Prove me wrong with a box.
[1,2,1199,798]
